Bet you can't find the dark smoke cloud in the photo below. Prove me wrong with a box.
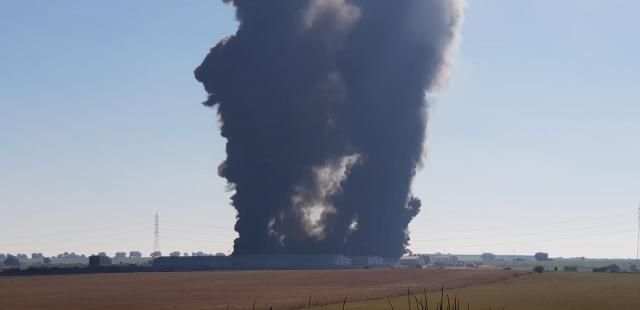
[195,0,464,257]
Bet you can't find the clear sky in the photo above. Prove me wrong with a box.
[1,0,638,258]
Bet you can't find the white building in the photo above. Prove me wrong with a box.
[431,254,458,266]
[399,255,427,267]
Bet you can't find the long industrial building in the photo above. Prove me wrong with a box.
[153,255,398,270]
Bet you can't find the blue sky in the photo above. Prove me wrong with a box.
[1,0,638,258]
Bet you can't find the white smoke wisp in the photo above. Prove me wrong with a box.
[315,153,361,198]
[293,153,362,239]
[304,0,361,32]
[304,0,361,53]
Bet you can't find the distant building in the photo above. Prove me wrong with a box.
[88,255,112,267]
[368,256,383,266]
[351,256,391,267]
[154,256,232,270]
[153,254,398,270]
[431,254,458,266]
[233,255,355,269]
[334,255,352,266]
[399,255,427,267]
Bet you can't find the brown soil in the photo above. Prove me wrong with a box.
[0,269,523,309]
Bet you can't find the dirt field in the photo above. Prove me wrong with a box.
[0,269,521,309]
[314,272,640,310]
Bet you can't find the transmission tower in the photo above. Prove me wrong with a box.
[153,212,160,253]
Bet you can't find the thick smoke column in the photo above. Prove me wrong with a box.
[196,0,464,257]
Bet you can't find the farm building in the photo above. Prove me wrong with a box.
[399,255,428,267]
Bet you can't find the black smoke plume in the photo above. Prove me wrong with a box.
[195,0,464,257]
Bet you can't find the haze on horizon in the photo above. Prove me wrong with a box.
[1,0,638,259]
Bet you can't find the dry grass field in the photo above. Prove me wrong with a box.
[314,272,640,310]
[0,269,520,309]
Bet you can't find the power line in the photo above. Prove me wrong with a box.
[410,213,630,235]
[162,236,235,244]
[0,221,149,242]
[3,232,150,254]
[168,222,234,231]
[162,228,236,239]
[410,220,632,243]
[0,227,150,248]
[418,229,635,249]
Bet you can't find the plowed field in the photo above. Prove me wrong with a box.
[0,269,522,309]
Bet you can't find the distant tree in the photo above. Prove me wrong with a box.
[31,253,44,259]
[0,254,6,261]
[43,257,52,265]
[169,251,181,257]
[534,252,549,261]
[129,251,142,258]
[553,266,558,272]
[89,255,112,267]
[215,252,226,257]
[481,253,496,261]
[57,252,80,259]
[98,252,108,257]
[150,251,162,258]
[192,251,205,257]
[631,265,638,272]
[533,266,544,273]
[16,253,28,260]
[593,267,608,273]
[563,266,578,272]
[183,252,190,257]
[114,252,127,259]
[4,255,20,267]
[606,264,620,273]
